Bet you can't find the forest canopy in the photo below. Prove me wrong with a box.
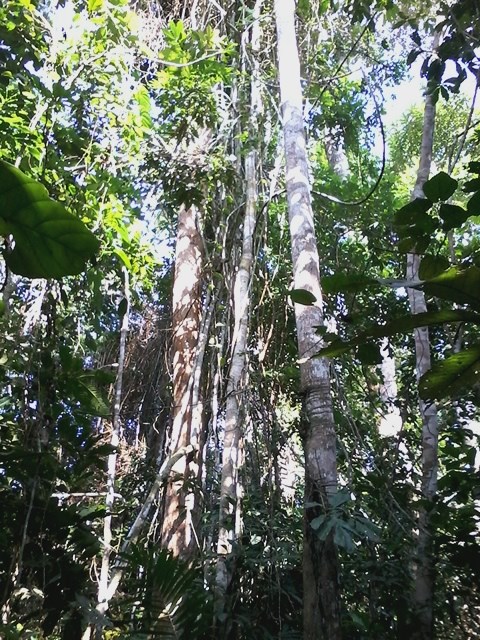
[0,0,479,639]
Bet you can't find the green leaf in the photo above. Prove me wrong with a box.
[134,85,153,131]
[88,0,103,11]
[334,524,356,553]
[419,346,480,399]
[315,518,336,541]
[394,198,432,224]
[329,489,351,509]
[0,161,99,278]
[427,59,445,82]
[407,49,421,65]
[113,247,132,269]
[117,297,128,318]
[411,31,421,46]
[438,203,471,231]
[353,515,381,542]
[440,86,450,101]
[140,548,212,638]
[422,171,458,202]
[463,177,480,193]
[397,235,431,254]
[76,372,112,417]
[316,309,480,358]
[467,190,480,215]
[356,343,383,365]
[310,514,327,530]
[321,273,377,295]
[418,254,450,279]
[468,161,480,174]
[397,237,417,253]
[289,289,317,305]
[422,266,480,310]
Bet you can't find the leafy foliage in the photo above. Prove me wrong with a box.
[127,547,213,639]
[318,166,480,399]
[0,1,479,639]
[0,160,99,278]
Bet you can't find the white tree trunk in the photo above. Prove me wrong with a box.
[94,268,129,637]
[215,148,256,603]
[407,73,439,640]
[216,0,263,610]
[274,2,341,638]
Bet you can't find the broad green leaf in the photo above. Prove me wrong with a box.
[316,309,480,358]
[396,212,438,235]
[134,85,152,131]
[329,489,351,509]
[407,49,421,65]
[419,346,480,399]
[353,515,381,542]
[468,161,480,174]
[394,198,432,224]
[334,524,356,553]
[418,254,450,279]
[310,514,327,530]
[316,518,336,541]
[397,237,419,254]
[0,161,99,278]
[467,190,480,214]
[439,203,470,231]
[350,611,368,630]
[397,235,431,254]
[422,172,458,201]
[357,343,383,365]
[321,273,377,294]
[463,177,480,193]
[422,266,480,310]
[289,289,317,305]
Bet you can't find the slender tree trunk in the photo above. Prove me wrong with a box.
[161,202,204,559]
[88,444,195,620]
[83,269,130,640]
[274,2,341,638]
[215,1,262,623]
[215,148,257,604]
[407,74,439,640]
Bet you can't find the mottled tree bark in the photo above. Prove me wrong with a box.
[215,149,256,613]
[216,0,263,619]
[161,202,203,558]
[274,1,341,638]
[407,68,439,640]
[95,268,130,637]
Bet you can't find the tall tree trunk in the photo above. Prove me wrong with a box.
[274,2,341,639]
[161,202,204,558]
[216,0,262,618]
[215,149,256,618]
[408,85,439,640]
[83,269,130,640]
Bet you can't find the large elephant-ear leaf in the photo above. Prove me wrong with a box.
[0,160,100,278]
[419,345,480,400]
